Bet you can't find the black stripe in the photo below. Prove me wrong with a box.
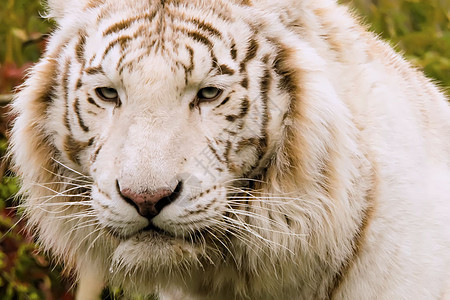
[115,31,149,72]
[240,77,249,89]
[179,28,214,50]
[91,143,103,163]
[224,128,237,136]
[230,42,237,60]
[224,140,234,171]
[84,65,105,75]
[239,38,259,73]
[75,33,87,64]
[87,97,102,109]
[224,97,250,122]
[116,50,128,71]
[183,45,195,84]
[226,115,237,122]
[74,66,85,91]
[273,45,298,96]
[74,98,90,132]
[62,59,72,132]
[118,38,158,75]
[258,64,270,142]
[103,11,158,36]
[218,64,235,76]
[241,62,272,179]
[64,136,91,165]
[187,18,223,39]
[42,84,56,104]
[216,96,230,108]
[76,78,83,89]
[209,6,233,22]
[207,142,225,163]
[239,97,250,116]
[101,35,133,62]
[235,137,257,153]
[85,0,106,10]
[253,60,271,168]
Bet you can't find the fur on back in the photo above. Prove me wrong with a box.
[8,0,450,299]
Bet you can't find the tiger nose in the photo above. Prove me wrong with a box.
[117,181,182,219]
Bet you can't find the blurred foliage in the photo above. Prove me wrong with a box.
[340,0,450,89]
[0,0,52,65]
[0,0,449,299]
[0,0,52,94]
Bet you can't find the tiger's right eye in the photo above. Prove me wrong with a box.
[95,87,119,103]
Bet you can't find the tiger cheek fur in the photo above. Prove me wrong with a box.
[9,0,450,299]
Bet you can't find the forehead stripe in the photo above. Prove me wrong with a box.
[185,18,223,39]
[101,35,134,62]
[218,64,235,76]
[103,11,158,36]
[177,28,214,50]
[84,65,105,75]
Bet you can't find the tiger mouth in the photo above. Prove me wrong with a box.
[107,220,204,242]
[114,223,170,240]
[141,222,168,235]
[102,222,169,240]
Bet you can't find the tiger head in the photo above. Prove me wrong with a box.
[10,0,363,296]
[48,0,295,240]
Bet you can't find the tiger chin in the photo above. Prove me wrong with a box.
[8,0,450,299]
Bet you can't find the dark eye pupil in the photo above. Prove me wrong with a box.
[96,87,118,100]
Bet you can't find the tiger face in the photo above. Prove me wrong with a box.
[46,0,294,255]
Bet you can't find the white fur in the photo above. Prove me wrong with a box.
[9,0,450,299]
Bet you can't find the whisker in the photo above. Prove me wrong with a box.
[222,215,295,255]
[31,183,91,196]
[226,185,299,197]
[203,227,238,265]
[51,157,91,178]
[41,166,92,184]
[226,210,306,237]
[216,218,270,258]
[226,205,292,230]
[31,181,92,188]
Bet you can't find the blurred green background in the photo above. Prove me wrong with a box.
[0,0,449,298]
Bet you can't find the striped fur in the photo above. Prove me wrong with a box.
[8,0,450,299]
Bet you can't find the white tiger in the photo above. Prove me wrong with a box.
[8,0,450,299]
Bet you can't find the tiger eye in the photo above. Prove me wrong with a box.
[95,87,119,103]
[197,87,223,102]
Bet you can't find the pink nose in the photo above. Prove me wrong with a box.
[118,182,182,219]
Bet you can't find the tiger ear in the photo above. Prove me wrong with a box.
[45,0,91,21]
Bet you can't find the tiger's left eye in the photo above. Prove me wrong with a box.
[95,87,119,102]
[197,87,223,102]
